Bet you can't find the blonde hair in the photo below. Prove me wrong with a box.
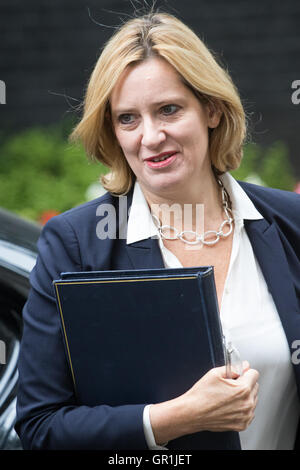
[70,12,247,195]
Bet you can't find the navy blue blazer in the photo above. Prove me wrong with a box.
[15,180,300,450]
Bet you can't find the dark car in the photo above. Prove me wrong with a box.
[0,208,41,449]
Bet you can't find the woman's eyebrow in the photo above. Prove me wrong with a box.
[111,107,135,117]
[112,96,184,115]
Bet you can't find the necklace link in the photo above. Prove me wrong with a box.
[151,178,234,246]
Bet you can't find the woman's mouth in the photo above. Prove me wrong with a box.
[144,152,178,169]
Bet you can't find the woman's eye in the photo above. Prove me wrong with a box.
[161,105,178,115]
[119,114,134,124]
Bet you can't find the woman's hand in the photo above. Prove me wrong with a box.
[150,362,259,445]
[181,361,259,433]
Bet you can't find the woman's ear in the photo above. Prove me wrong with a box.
[206,101,222,129]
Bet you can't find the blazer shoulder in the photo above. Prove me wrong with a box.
[39,190,132,271]
[237,180,300,223]
[44,191,119,232]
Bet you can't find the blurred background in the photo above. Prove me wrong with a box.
[0,0,300,224]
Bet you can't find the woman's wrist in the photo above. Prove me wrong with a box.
[149,394,195,445]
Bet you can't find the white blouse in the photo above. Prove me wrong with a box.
[126,173,300,450]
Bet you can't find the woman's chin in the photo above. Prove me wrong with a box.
[140,174,189,199]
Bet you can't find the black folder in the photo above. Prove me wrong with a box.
[53,266,241,450]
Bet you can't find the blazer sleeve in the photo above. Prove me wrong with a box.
[15,214,147,450]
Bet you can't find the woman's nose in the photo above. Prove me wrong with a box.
[141,118,166,148]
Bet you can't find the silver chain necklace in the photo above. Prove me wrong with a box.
[151,178,234,246]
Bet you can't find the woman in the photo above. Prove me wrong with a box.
[15,12,300,450]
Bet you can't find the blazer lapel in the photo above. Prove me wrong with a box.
[117,184,165,270]
[245,218,300,372]
[126,237,165,270]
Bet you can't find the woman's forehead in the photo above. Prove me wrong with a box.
[110,58,188,111]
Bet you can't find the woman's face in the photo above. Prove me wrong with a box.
[110,57,220,201]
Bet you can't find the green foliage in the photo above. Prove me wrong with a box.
[231,141,296,191]
[0,124,296,223]
[0,125,108,221]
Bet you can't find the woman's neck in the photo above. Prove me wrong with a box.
[140,170,224,233]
